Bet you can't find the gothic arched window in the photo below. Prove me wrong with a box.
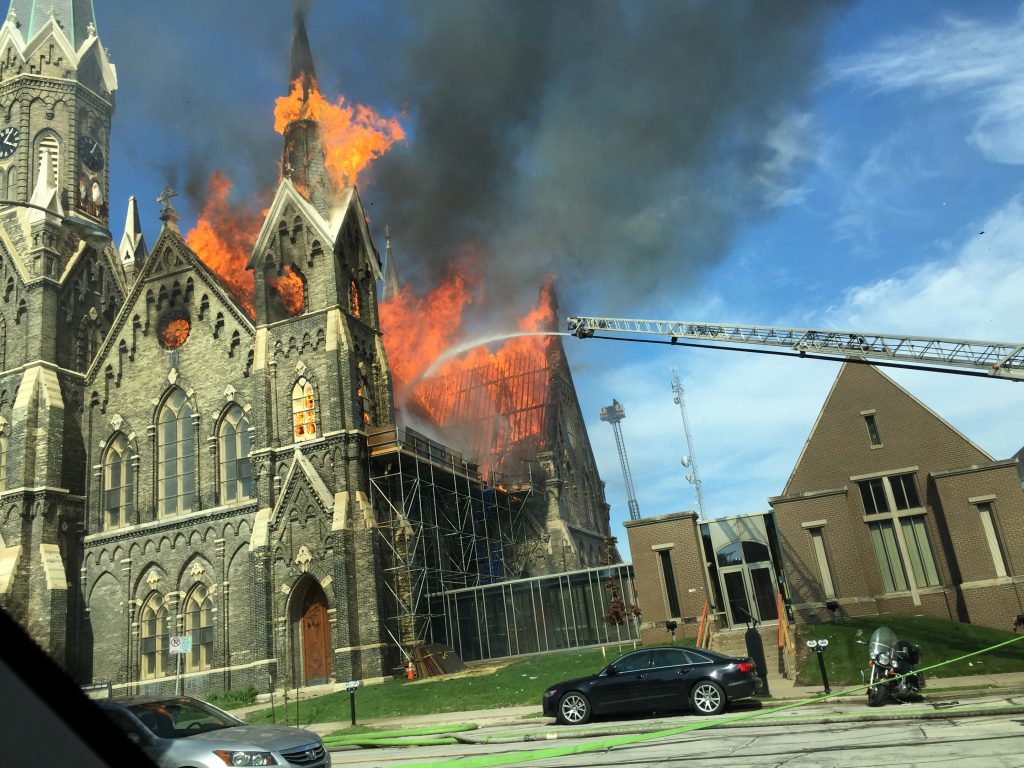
[291,377,317,442]
[36,132,59,185]
[350,280,360,318]
[218,404,252,503]
[183,583,213,672]
[102,433,134,530]
[140,592,168,680]
[158,388,195,516]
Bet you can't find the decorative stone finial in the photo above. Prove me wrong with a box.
[190,561,205,582]
[6,8,16,25]
[157,186,179,230]
[146,569,161,590]
[295,545,313,573]
[86,21,96,38]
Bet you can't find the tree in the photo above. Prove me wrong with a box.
[601,537,641,626]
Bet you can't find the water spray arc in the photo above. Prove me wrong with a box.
[672,369,705,519]
[600,400,641,521]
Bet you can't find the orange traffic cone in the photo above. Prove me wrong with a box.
[406,660,415,680]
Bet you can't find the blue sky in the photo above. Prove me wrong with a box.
[93,1,1024,562]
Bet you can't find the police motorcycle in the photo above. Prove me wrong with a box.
[865,626,924,706]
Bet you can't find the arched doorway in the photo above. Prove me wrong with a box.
[293,578,331,686]
[716,540,779,627]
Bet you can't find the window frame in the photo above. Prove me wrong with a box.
[101,432,134,530]
[291,377,318,443]
[139,592,169,680]
[157,388,196,517]
[976,501,1009,578]
[808,527,837,599]
[183,583,213,673]
[217,404,252,504]
[656,548,682,619]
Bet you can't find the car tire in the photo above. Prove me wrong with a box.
[867,685,887,707]
[557,691,592,725]
[690,680,726,716]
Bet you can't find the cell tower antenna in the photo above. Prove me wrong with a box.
[672,369,705,519]
[600,399,641,521]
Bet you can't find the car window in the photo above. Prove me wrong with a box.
[103,708,149,741]
[650,649,688,668]
[611,651,651,673]
[684,650,714,664]
[130,698,238,739]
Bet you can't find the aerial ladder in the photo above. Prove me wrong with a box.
[600,399,642,520]
[672,369,706,519]
[567,317,1024,381]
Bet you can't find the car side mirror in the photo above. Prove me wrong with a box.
[605,665,618,676]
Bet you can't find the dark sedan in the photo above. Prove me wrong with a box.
[99,695,328,767]
[543,646,763,725]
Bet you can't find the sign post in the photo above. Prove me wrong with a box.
[343,681,360,726]
[168,635,193,695]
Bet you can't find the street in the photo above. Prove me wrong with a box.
[325,696,1024,767]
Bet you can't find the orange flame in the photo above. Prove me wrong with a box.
[380,273,558,477]
[185,172,259,318]
[274,77,405,189]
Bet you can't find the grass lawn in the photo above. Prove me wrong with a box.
[247,639,691,726]
[794,615,1024,687]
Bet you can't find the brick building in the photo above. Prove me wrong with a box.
[0,1,614,696]
[770,361,1024,629]
[625,361,1024,646]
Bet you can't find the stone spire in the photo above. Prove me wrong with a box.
[7,0,97,48]
[382,225,402,301]
[118,195,147,283]
[281,3,333,217]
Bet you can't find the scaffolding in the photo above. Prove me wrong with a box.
[367,425,543,660]
[412,350,550,479]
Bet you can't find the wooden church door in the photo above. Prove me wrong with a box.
[301,583,331,685]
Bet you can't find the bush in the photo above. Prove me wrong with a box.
[208,686,258,710]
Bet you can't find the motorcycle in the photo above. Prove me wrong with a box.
[865,626,925,706]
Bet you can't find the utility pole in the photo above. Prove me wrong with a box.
[600,399,641,520]
[672,369,705,519]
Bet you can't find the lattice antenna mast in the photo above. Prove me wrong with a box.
[600,400,641,520]
[672,369,705,520]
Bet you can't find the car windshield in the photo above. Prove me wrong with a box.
[128,698,241,739]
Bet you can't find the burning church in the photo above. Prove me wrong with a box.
[0,1,615,695]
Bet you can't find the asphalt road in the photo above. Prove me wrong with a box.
[326,701,1024,767]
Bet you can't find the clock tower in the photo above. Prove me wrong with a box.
[0,1,122,668]
[0,1,116,225]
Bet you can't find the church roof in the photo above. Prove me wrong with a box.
[8,0,95,50]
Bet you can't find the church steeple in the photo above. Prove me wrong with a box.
[280,3,333,217]
[8,0,96,49]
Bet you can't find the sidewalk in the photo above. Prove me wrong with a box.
[237,669,1024,739]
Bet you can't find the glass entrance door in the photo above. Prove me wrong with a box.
[719,564,779,627]
[721,568,754,626]
[749,566,778,622]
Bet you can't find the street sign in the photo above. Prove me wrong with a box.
[169,635,193,655]
[343,680,360,691]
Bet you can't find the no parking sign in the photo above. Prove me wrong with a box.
[169,635,193,654]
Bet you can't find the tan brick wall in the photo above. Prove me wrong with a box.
[772,362,1024,631]
[624,512,711,638]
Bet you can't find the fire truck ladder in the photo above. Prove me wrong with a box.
[568,317,1024,381]
[600,399,642,520]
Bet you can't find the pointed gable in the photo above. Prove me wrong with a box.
[269,449,335,534]
[783,362,992,496]
[85,227,254,382]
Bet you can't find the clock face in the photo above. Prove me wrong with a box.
[0,127,19,159]
[77,134,104,171]
[158,315,191,349]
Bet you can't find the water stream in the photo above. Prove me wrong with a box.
[420,331,571,380]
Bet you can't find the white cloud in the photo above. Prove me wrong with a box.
[578,195,1024,560]
[833,6,1024,164]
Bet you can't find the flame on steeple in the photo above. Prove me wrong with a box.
[274,2,405,204]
